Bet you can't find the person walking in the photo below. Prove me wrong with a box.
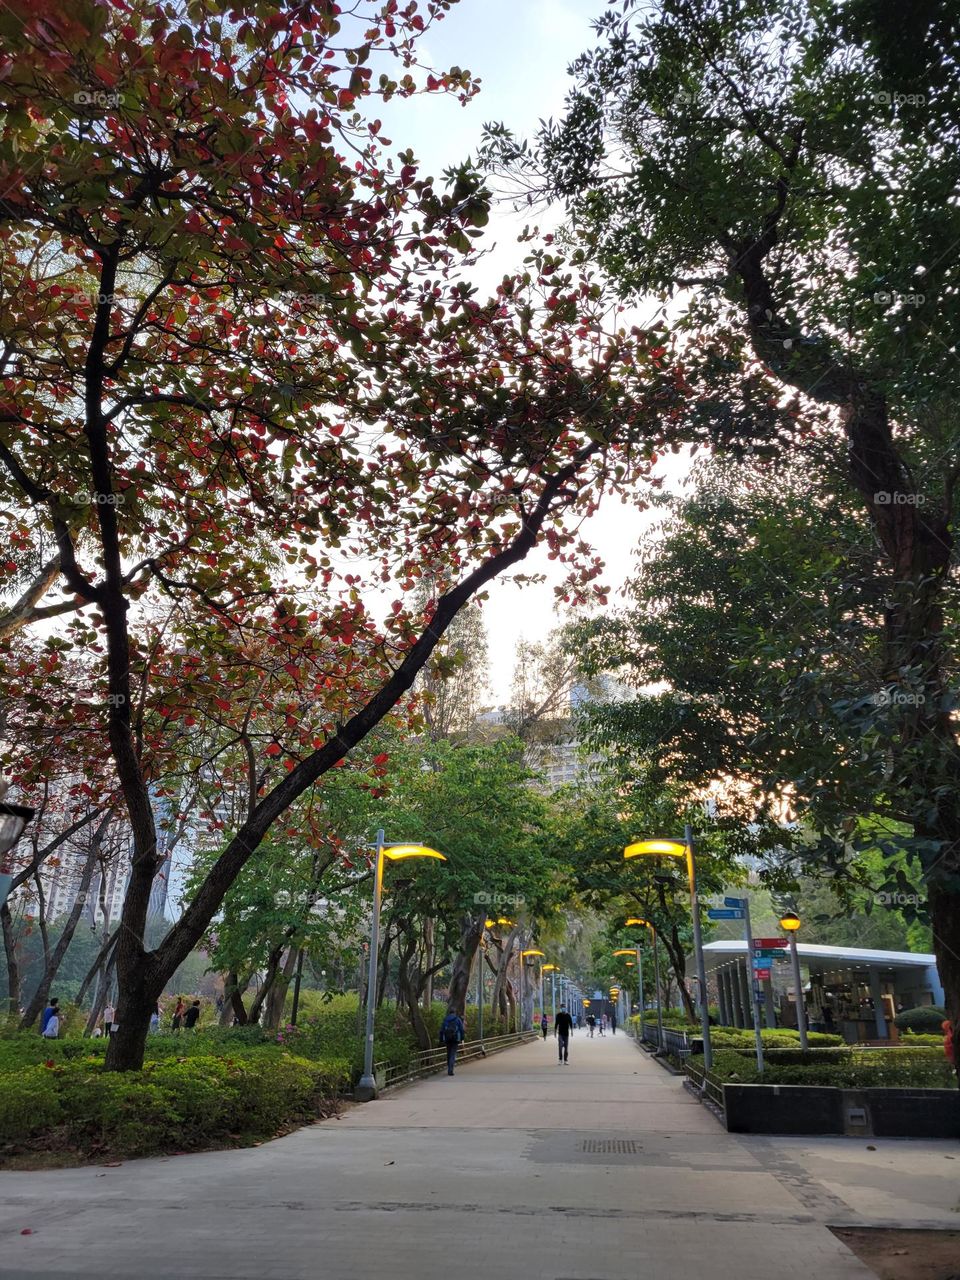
[439,1008,465,1076]
[184,999,201,1031]
[586,1013,596,1037]
[540,1013,549,1040]
[171,996,185,1031]
[40,997,59,1037]
[611,1009,617,1035]
[102,1002,116,1036]
[555,1005,573,1064]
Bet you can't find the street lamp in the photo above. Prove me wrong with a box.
[625,917,664,1052]
[624,827,713,1069]
[355,832,446,1101]
[543,963,558,1020]
[779,910,808,1050]
[0,800,36,910]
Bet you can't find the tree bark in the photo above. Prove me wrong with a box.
[264,944,299,1031]
[21,811,111,1029]
[447,915,484,1017]
[1,902,21,1020]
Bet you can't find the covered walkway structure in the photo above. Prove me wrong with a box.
[699,941,944,1041]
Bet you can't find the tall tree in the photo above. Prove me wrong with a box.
[486,0,960,1070]
[0,0,683,1068]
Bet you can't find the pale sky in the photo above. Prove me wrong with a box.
[375,0,688,700]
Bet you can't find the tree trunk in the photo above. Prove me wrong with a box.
[396,932,432,1050]
[421,917,435,1010]
[264,945,299,1031]
[447,915,484,1017]
[221,970,249,1025]
[1,902,21,1020]
[21,813,110,1029]
[247,943,285,1026]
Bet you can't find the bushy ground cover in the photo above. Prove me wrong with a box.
[695,1046,956,1089]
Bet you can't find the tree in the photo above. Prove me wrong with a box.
[0,0,683,1068]
[488,0,960,1071]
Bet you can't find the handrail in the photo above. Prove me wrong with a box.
[370,1030,539,1090]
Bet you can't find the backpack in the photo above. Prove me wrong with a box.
[440,1013,460,1044]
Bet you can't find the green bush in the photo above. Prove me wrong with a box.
[894,1005,947,1034]
[698,1046,955,1090]
[901,1032,946,1047]
[0,1050,350,1159]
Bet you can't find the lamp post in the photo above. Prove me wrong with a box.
[355,833,446,1102]
[779,911,808,1050]
[614,949,636,1034]
[626,917,664,1053]
[624,827,713,1070]
[0,799,36,910]
[543,964,557,1022]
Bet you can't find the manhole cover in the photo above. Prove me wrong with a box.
[577,1139,641,1155]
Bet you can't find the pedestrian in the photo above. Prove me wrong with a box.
[540,1013,549,1040]
[611,1010,617,1035]
[184,999,201,1030]
[171,996,185,1031]
[215,993,224,1017]
[149,1001,160,1033]
[555,1005,573,1064]
[439,1008,465,1076]
[40,997,59,1036]
[598,1013,605,1036]
[102,1002,116,1036]
[586,1013,596,1037]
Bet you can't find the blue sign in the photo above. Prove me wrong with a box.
[707,908,745,920]
[724,896,747,908]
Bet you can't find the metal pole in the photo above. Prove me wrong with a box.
[356,829,385,1100]
[550,969,556,1021]
[477,938,485,1048]
[519,948,525,1032]
[290,946,305,1025]
[653,931,664,1053]
[685,823,713,1070]
[636,944,645,1039]
[790,932,808,1049]
[743,895,765,1074]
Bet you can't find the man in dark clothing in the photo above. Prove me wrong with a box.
[184,1000,201,1030]
[439,1009,465,1075]
[555,1006,573,1064]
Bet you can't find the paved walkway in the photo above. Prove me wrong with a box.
[0,1031,956,1278]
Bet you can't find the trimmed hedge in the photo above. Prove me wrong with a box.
[0,1050,349,1157]
[894,1005,947,1034]
[699,1046,956,1089]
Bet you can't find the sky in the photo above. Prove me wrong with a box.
[373,0,689,702]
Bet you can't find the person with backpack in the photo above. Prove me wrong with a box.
[586,1012,596,1037]
[540,1013,549,1040]
[554,1005,573,1064]
[439,1008,464,1076]
[184,999,201,1030]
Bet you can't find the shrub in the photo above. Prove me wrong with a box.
[0,1050,350,1159]
[894,1006,947,1034]
[697,1046,956,1090]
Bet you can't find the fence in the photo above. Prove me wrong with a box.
[371,1030,539,1090]
[683,1056,725,1110]
[636,1020,702,1062]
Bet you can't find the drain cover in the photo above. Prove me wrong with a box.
[577,1138,641,1155]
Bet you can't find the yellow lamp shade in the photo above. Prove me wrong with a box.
[521,949,545,958]
[613,949,635,956]
[779,912,801,932]
[484,919,496,929]
[624,838,686,859]
[625,917,653,930]
[383,844,446,861]
[542,964,558,972]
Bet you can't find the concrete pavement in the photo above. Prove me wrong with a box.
[0,1029,955,1279]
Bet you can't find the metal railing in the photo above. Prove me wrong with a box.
[371,1030,539,1090]
[637,1021,702,1061]
[684,1057,725,1111]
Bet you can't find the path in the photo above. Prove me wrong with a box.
[0,1031,956,1279]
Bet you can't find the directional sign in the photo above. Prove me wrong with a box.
[707,908,744,920]
[752,938,788,949]
[724,896,747,908]
[753,967,771,981]
[752,951,778,961]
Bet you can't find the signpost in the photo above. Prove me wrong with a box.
[741,897,765,1074]
[707,907,745,920]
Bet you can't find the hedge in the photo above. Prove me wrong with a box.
[894,1005,947,1034]
[697,1046,956,1089]
[0,1050,349,1158]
